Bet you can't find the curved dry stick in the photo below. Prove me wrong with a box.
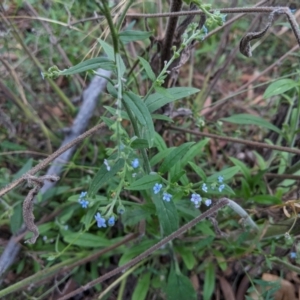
[240,8,283,57]
[23,175,60,244]
[0,121,109,198]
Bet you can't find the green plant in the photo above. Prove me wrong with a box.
[1,1,300,299]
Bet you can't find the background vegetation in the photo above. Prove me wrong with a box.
[0,0,300,299]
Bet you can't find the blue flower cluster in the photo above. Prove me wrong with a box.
[190,193,212,208]
[153,183,163,194]
[95,212,115,228]
[152,176,226,207]
[218,175,225,192]
[78,191,89,208]
[131,158,139,169]
[153,183,173,202]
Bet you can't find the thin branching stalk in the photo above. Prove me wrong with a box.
[169,125,300,156]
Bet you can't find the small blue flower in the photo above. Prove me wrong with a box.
[153,183,163,194]
[218,176,224,183]
[202,25,208,35]
[104,159,111,171]
[218,184,225,192]
[79,191,87,199]
[290,252,297,259]
[205,199,212,207]
[163,192,172,202]
[191,193,202,205]
[108,216,115,226]
[131,158,139,168]
[202,183,208,193]
[95,212,106,228]
[79,199,89,208]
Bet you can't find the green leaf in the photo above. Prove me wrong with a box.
[62,232,111,248]
[181,139,209,168]
[131,138,149,149]
[126,174,161,190]
[151,114,173,122]
[138,56,156,81]
[104,105,129,120]
[123,91,155,147]
[154,86,173,98]
[10,202,22,234]
[119,30,152,44]
[159,142,195,174]
[13,158,33,180]
[150,148,174,167]
[88,158,125,196]
[253,151,267,170]
[263,79,298,98]
[0,141,26,150]
[221,114,281,134]
[116,53,126,78]
[101,116,115,127]
[132,272,151,300]
[203,262,215,300]
[98,38,114,60]
[250,195,281,205]
[152,192,179,236]
[119,239,156,265]
[229,157,250,181]
[122,206,153,227]
[170,162,186,183]
[154,132,167,152]
[123,94,147,125]
[207,166,240,182]
[212,249,227,271]
[56,57,115,76]
[176,247,196,270]
[166,268,197,300]
[106,81,118,98]
[145,87,200,112]
[188,161,207,181]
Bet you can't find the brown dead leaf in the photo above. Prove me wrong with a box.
[219,276,236,300]
[248,273,296,300]
[190,272,200,291]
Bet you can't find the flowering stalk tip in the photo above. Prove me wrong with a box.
[162,192,172,202]
[131,158,139,168]
[153,183,163,194]
[95,212,106,228]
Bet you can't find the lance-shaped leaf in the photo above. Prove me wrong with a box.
[145,87,199,112]
[159,142,194,174]
[126,174,161,191]
[55,57,115,76]
[123,91,155,147]
[88,158,125,196]
[152,192,179,237]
